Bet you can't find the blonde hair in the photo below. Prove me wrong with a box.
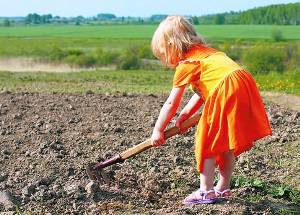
[151,15,205,68]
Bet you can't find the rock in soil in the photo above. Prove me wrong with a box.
[85,181,100,195]
[0,191,18,211]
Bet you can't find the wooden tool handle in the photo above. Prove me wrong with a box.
[120,113,201,160]
[164,113,201,139]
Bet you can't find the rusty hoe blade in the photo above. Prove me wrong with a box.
[86,163,104,181]
[86,154,123,182]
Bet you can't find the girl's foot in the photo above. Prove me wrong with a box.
[183,189,217,205]
[214,188,232,198]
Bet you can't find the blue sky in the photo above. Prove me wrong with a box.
[1,0,299,17]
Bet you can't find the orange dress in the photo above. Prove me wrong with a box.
[173,45,272,172]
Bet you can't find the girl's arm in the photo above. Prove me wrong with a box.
[151,86,185,146]
[175,93,203,132]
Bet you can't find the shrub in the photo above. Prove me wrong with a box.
[94,48,120,66]
[48,47,67,61]
[137,45,154,59]
[219,42,242,61]
[271,29,284,42]
[117,49,141,70]
[64,54,96,67]
[64,54,79,66]
[63,49,97,67]
[242,45,285,74]
[284,44,300,70]
[76,55,96,67]
[66,49,84,56]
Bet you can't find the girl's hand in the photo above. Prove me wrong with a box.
[151,129,165,147]
[175,113,189,134]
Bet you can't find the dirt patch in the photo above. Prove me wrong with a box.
[0,92,299,214]
[262,91,300,112]
[0,58,113,73]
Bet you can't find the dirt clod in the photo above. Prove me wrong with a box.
[0,191,18,211]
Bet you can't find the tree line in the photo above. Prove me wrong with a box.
[197,3,299,25]
[1,3,299,26]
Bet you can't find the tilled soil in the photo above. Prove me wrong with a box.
[0,92,299,214]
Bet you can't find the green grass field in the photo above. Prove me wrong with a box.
[0,24,299,96]
[0,24,299,58]
[0,38,148,57]
[0,70,299,95]
[0,25,299,40]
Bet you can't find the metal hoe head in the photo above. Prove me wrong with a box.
[86,163,110,183]
[86,154,122,183]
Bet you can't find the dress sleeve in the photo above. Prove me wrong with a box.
[173,61,201,88]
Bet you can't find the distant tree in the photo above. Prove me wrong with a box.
[25,13,32,24]
[25,13,53,24]
[198,15,215,24]
[3,19,10,27]
[52,16,61,23]
[32,13,41,24]
[192,16,200,25]
[75,16,84,25]
[214,14,225,24]
[97,13,116,20]
[62,18,69,24]
[41,14,53,23]
[150,14,168,22]
[138,17,144,24]
[41,15,47,23]
[25,13,41,24]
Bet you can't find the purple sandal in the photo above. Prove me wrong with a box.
[214,188,232,198]
[183,189,217,205]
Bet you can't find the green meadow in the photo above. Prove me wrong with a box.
[0,24,299,95]
[0,25,299,40]
[0,24,299,58]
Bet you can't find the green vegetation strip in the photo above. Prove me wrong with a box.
[0,38,149,57]
[0,70,299,95]
[0,25,299,40]
[0,70,173,94]
[231,175,300,205]
[255,71,300,95]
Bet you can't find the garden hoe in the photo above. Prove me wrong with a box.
[86,113,201,183]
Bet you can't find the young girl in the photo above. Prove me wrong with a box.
[150,16,272,205]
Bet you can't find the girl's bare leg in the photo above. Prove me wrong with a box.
[183,157,217,204]
[215,150,235,191]
[200,157,216,192]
